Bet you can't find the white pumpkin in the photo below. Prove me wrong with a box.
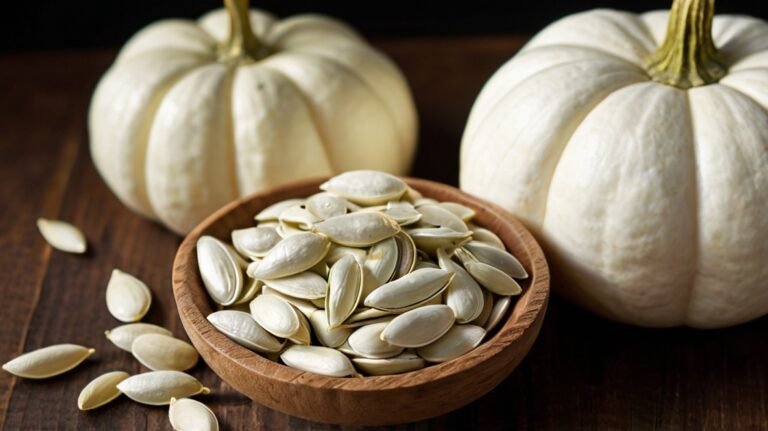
[89,0,417,234]
[460,0,768,328]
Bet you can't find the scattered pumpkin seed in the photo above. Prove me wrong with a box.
[105,323,172,352]
[2,344,94,379]
[131,334,198,371]
[78,371,129,410]
[117,371,210,406]
[105,269,152,322]
[36,218,87,254]
[169,397,219,431]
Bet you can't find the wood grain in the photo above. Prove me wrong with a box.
[0,37,767,430]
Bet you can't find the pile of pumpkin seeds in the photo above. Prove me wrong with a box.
[3,226,218,430]
[198,170,527,377]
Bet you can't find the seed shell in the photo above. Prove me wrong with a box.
[250,232,330,280]
[197,236,243,306]
[261,271,327,300]
[250,294,301,338]
[106,269,153,322]
[207,310,284,353]
[231,227,281,259]
[309,309,351,348]
[117,371,210,406]
[169,397,219,431]
[364,268,453,312]
[416,325,486,363]
[314,212,401,247]
[347,322,403,359]
[78,371,130,411]
[464,261,522,296]
[254,198,305,222]
[105,323,172,352]
[131,334,199,371]
[380,304,455,348]
[326,254,364,328]
[464,242,528,279]
[36,218,87,253]
[320,170,407,205]
[2,344,95,379]
[353,353,425,376]
[280,345,356,377]
[437,248,484,323]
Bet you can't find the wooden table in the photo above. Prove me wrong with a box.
[1,37,766,430]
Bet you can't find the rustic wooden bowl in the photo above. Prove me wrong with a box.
[172,177,549,426]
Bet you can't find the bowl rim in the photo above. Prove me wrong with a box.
[172,176,549,393]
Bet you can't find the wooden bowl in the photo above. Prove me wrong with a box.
[172,177,549,426]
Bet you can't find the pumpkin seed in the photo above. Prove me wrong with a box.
[262,271,327,300]
[417,204,469,233]
[105,323,172,352]
[276,221,305,238]
[320,170,407,205]
[485,296,512,333]
[2,344,95,379]
[407,227,472,254]
[309,260,330,278]
[207,310,284,353]
[464,261,522,296]
[325,245,367,265]
[353,353,425,376]
[169,397,219,431]
[280,345,356,377]
[288,312,312,345]
[250,232,330,280]
[439,202,476,221]
[393,232,417,279]
[416,324,486,363]
[314,212,400,247]
[326,254,364,328]
[131,334,199,371]
[36,218,87,254]
[254,198,305,222]
[381,201,422,225]
[117,371,210,406]
[362,237,398,298]
[233,278,262,305]
[249,294,301,338]
[105,269,152,323]
[78,371,129,410]
[336,340,358,357]
[279,205,320,229]
[467,225,505,250]
[231,226,281,259]
[437,248,484,323]
[309,309,351,348]
[197,236,243,306]
[381,305,455,348]
[259,287,318,318]
[471,289,494,327]
[347,322,403,359]
[306,192,349,219]
[464,241,528,279]
[364,268,453,312]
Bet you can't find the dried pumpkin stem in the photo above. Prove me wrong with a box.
[645,0,726,89]
[221,0,269,63]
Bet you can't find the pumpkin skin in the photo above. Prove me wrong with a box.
[460,7,768,328]
[89,5,417,234]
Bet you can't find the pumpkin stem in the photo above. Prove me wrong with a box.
[221,0,269,63]
[645,0,726,89]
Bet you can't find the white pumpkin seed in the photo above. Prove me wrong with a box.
[78,371,129,410]
[382,201,422,225]
[197,236,243,306]
[407,227,472,254]
[288,312,312,345]
[326,254,364,328]
[393,232,417,279]
[364,268,453,312]
[467,225,505,250]
[279,205,320,229]
[2,344,94,379]
[117,371,210,406]
[347,322,403,359]
[464,261,522,296]
[249,294,301,338]
[105,323,172,352]
[439,202,476,221]
[280,345,356,377]
[381,305,455,348]
[169,397,219,431]
[306,192,350,219]
[464,242,528,279]
[231,227,281,259]
[309,310,351,348]
[362,237,398,298]
[320,170,407,205]
[437,248,484,323]
[207,310,284,353]
[131,334,199,371]
[413,198,439,207]
[262,271,327,300]
[485,296,512,333]
[353,353,425,376]
[233,278,262,305]
[250,232,330,280]
[314,212,400,247]
[276,221,305,238]
[471,289,494,327]
[325,245,367,265]
[417,204,469,232]
[254,198,305,222]
[416,325,486,363]
[260,287,318,318]
[36,218,87,254]
[105,269,152,322]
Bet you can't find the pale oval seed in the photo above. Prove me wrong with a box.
[464,261,522,296]
[261,271,327,300]
[347,322,403,359]
[471,289,494,327]
[259,287,318,318]
[306,192,349,219]
[280,345,356,377]
[353,353,426,376]
[381,305,455,348]
[197,236,243,306]
[364,268,453,312]
[207,310,284,353]
[278,205,320,229]
[169,397,219,431]
[231,227,281,259]
[325,245,367,265]
[131,334,199,372]
[381,201,423,226]
[464,242,528,279]
[254,199,305,222]
[485,296,512,333]
[36,218,87,254]
[250,232,330,280]
[249,294,301,338]
[468,225,505,250]
[105,323,172,352]
[314,212,401,247]
[326,254,364,328]
[117,371,210,406]
[2,344,95,379]
[417,204,469,233]
[439,202,476,221]
[319,170,407,205]
[309,309,351,348]
[106,269,152,322]
[417,325,486,363]
[407,227,472,254]
[78,371,130,410]
[437,248,484,323]
[288,313,312,345]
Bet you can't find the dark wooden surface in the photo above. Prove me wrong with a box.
[1,37,766,430]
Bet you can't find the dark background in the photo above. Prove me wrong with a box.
[3,0,768,52]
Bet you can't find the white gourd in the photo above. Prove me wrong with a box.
[89,0,417,234]
[461,0,768,328]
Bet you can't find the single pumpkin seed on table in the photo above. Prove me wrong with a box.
[314,212,400,247]
[2,344,95,379]
[36,218,87,254]
[380,304,455,348]
[117,370,210,406]
[78,371,130,411]
[320,170,408,205]
[326,254,364,328]
[106,269,153,322]
[169,397,219,431]
[250,232,330,280]
[131,333,199,371]
[105,322,172,352]
[207,310,284,353]
[197,236,244,306]
[249,294,301,338]
[280,345,356,378]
